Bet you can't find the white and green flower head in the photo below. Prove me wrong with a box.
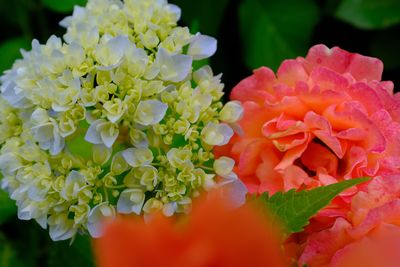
[0,0,246,241]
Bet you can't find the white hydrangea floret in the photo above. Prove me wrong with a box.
[87,202,116,238]
[111,151,129,175]
[219,101,244,123]
[0,152,22,174]
[134,100,168,126]
[213,156,235,177]
[153,48,192,82]
[188,34,217,60]
[163,201,178,217]
[60,170,87,201]
[95,35,130,70]
[201,122,234,146]
[122,147,154,167]
[85,119,119,148]
[117,188,145,215]
[48,213,77,241]
[31,108,65,155]
[167,148,193,170]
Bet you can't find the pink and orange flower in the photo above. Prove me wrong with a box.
[299,174,400,267]
[218,44,400,266]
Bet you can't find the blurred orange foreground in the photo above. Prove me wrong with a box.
[94,193,289,267]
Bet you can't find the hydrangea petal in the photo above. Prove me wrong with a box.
[188,34,217,60]
[117,189,145,215]
[87,203,115,238]
[134,100,168,126]
[156,48,192,82]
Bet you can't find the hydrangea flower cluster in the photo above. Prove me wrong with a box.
[0,0,245,241]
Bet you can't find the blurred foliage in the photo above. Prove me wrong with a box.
[0,189,16,225]
[0,0,399,266]
[171,0,229,36]
[41,0,86,13]
[0,38,31,73]
[336,0,400,29]
[239,0,320,70]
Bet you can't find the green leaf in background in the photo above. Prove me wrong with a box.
[239,0,320,71]
[336,0,400,30]
[371,29,400,70]
[0,235,27,267]
[0,189,16,225]
[66,120,93,160]
[47,235,94,267]
[0,37,30,74]
[170,0,229,36]
[41,0,87,13]
[260,177,370,233]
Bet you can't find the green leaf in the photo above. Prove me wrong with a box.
[336,0,400,29]
[0,189,16,225]
[0,38,30,74]
[371,29,400,70]
[239,0,320,71]
[41,0,87,13]
[261,177,370,233]
[66,120,92,160]
[170,0,229,36]
[0,233,27,267]
[47,235,94,267]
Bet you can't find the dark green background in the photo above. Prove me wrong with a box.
[0,0,399,266]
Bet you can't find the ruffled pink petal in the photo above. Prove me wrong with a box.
[304,45,352,74]
[282,165,310,191]
[304,44,383,82]
[239,175,261,194]
[239,101,272,138]
[323,103,386,153]
[342,146,367,178]
[346,82,383,115]
[304,111,331,131]
[297,87,350,115]
[304,111,346,158]
[299,218,353,267]
[332,225,400,267]
[378,80,394,94]
[371,82,400,122]
[256,160,283,194]
[336,128,366,141]
[370,110,400,158]
[230,67,276,104]
[265,95,310,120]
[272,83,295,100]
[350,200,400,239]
[277,59,309,87]
[262,115,309,151]
[317,172,339,186]
[275,135,311,170]
[346,53,383,82]
[309,66,349,91]
[351,175,400,223]
[237,139,269,176]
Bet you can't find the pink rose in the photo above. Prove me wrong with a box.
[217,44,400,266]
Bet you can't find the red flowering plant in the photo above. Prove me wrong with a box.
[217,44,400,266]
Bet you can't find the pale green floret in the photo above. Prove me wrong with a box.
[0,0,246,241]
[219,101,244,123]
[213,157,235,177]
